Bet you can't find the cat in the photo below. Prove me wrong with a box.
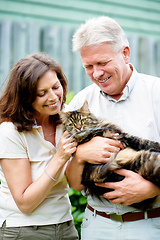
[59,101,160,210]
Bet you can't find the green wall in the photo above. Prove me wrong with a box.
[1,0,160,38]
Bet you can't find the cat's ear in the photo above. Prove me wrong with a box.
[58,111,69,122]
[80,100,90,112]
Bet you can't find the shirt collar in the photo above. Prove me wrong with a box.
[100,64,137,102]
[32,120,40,129]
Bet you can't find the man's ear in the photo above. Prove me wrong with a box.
[122,46,130,64]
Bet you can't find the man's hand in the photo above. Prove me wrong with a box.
[96,169,160,206]
[76,136,123,165]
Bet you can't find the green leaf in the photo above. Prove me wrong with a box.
[71,206,77,213]
[68,188,75,196]
[79,196,87,205]
[69,187,81,196]
[76,212,84,222]
[66,91,75,105]
[72,210,81,219]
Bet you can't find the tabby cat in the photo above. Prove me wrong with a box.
[59,101,160,210]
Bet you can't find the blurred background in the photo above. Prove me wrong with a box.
[0,0,160,95]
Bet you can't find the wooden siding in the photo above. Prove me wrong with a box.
[0,0,160,95]
[0,0,160,37]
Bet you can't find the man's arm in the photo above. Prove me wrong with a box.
[66,136,122,191]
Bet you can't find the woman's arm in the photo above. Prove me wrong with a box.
[0,131,77,214]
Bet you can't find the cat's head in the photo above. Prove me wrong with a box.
[58,101,99,137]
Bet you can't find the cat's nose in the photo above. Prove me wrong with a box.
[77,125,82,130]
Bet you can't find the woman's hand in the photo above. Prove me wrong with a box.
[55,131,77,163]
[96,169,160,206]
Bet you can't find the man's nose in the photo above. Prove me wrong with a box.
[93,67,104,80]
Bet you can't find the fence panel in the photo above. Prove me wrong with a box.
[42,25,61,62]
[27,22,41,54]
[0,20,11,93]
[0,20,160,96]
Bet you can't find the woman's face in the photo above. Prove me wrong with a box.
[32,70,63,120]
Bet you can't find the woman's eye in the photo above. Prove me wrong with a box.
[53,85,60,90]
[37,92,45,97]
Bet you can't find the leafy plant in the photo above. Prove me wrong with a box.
[69,188,87,236]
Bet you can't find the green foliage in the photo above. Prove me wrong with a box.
[66,91,75,105]
[69,187,87,236]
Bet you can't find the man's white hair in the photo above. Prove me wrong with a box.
[72,16,129,53]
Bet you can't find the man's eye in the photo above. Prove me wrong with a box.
[85,65,92,69]
[98,62,107,66]
[101,62,107,66]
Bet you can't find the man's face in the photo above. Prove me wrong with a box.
[80,42,131,100]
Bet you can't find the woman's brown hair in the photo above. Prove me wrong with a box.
[0,53,68,131]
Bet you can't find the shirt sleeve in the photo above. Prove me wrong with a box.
[151,78,160,138]
[0,122,28,159]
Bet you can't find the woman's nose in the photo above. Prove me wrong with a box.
[48,89,57,100]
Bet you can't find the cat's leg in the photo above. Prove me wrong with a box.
[138,152,160,188]
[102,148,142,174]
[103,148,160,189]
[82,163,107,183]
